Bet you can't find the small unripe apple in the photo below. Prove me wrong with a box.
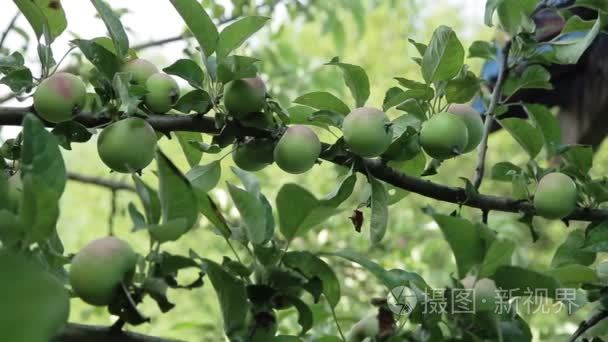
[97,117,158,173]
[1,252,70,342]
[233,140,275,172]
[145,73,180,113]
[69,237,137,306]
[223,77,266,119]
[33,72,86,123]
[273,125,321,174]
[448,104,484,153]
[420,112,469,160]
[342,107,393,158]
[533,172,577,219]
[122,58,159,85]
[345,314,379,342]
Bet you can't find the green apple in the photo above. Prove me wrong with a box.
[533,172,577,219]
[342,107,393,158]
[273,125,321,174]
[97,117,157,173]
[0,252,70,342]
[448,103,484,153]
[122,58,159,85]
[223,77,266,119]
[33,72,86,123]
[420,112,469,160]
[69,236,137,306]
[145,73,180,113]
[233,140,275,172]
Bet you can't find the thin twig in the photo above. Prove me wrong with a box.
[67,172,135,192]
[473,40,512,190]
[0,12,20,51]
[569,310,608,342]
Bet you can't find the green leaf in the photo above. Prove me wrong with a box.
[0,210,24,246]
[329,249,428,290]
[72,39,120,78]
[174,89,211,114]
[156,150,198,239]
[0,68,33,93]
[524,105,561,157]
[90,0,129,59]
[283,251,341,308]
[21,114,66,197]
[433,214,485,278]
[175,132,203,167]
[369,177,388,244]
[0,173,8,212]
[552,229,596,268]
[227,182,268,245]
[216,16,269,59]
[203,259,249,339]
[307,110,344,128]
[287,296,313,335]
[491,266,561,299]
[293,92,350,115]
[445,69,479,103]
[583,221,608,252]
[478,239,516,278]
[169,0,218,57]
[408,38,427,56]
[421,26,464,83]
[320,169,356,208]
[325,58,370,107]
[496,0,535,35]
[499,118,544,158]
[547,265,598,288]
[561,145,593,174]
[276,184,319,242]
[216,55,259,84]
[132,175,161,225]
[468,40,497,59]
[491,162,522,182]
[186,161,221,194]
[503,65,552,96]
[20,174,59,243]
[553,17,601,64]
[197,194,231,239]
[148,218,189,243]
[112,72,140,114]
[163,59,204,88]
[51,121,93,150]
[13,0,67,43]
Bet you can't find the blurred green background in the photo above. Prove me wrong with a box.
[2,0,608,341]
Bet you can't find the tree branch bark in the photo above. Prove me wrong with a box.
[1,106,607,222]
[67,172,135,192]
[473,40,512,190]
[54,323,184,342]
[569,310,608,342]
